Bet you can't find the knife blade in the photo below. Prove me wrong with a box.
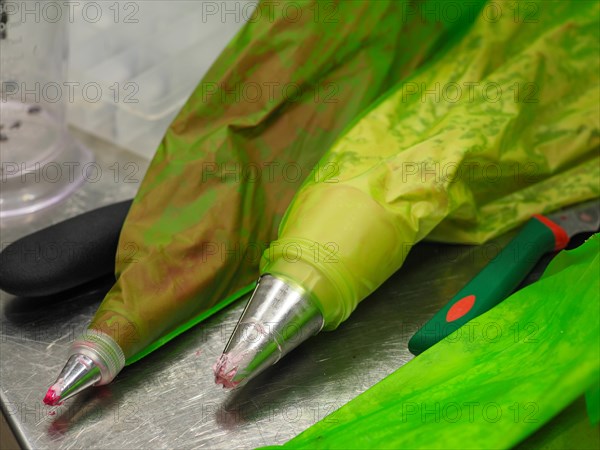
[408,198,600,355]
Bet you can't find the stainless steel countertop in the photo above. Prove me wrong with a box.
[0,130,521,449]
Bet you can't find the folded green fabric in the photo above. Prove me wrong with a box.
[264,234,599,449]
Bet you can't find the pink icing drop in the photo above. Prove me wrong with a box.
[213,354,242,389]
[43,388,60,406]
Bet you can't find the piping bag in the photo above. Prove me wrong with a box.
[262,234,599,450]
[44,0,473,404]
[216,0,600,388]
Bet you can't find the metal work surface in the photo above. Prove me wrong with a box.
[1,132,515,449]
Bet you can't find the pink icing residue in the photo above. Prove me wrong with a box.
[213,354,242,389]
[43,387,60,406]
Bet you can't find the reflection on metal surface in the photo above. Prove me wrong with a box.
[1,129,515,449]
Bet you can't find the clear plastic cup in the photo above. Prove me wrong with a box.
[0,0,92,218]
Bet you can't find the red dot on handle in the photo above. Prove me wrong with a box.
[446,295,476,322]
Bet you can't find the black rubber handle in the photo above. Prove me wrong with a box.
[0,200,132,297]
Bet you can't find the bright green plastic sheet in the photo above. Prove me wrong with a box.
[265,234,600,450]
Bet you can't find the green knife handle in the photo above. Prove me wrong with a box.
[408,215,569,355]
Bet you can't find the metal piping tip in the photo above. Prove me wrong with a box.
[43,354,102,405]
[214,274,324,389]
[43,330,125,405]
[213,353,244,389]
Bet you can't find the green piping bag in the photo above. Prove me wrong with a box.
[262,0,600,330]
[214,0,599,389]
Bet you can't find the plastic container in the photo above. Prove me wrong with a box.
[67,1,251,159]
[0,0,92,218]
